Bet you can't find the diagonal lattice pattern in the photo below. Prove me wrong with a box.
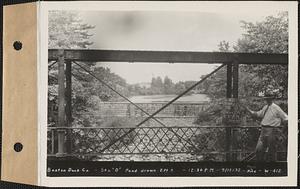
[69,127,204,155]
[48,126,287,161]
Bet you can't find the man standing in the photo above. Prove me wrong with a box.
[245,91,288,162]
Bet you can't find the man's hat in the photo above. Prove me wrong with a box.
[263,87,278,99]
[263,92,276,99]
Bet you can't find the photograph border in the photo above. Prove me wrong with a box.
[38,1,298,187]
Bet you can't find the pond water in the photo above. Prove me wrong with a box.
[128,94,210,103]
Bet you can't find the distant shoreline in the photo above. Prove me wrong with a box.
[128,93,211,103]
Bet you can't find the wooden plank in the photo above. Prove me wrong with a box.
[48,49,288,65]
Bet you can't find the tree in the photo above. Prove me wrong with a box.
[234,12,288,54]
[48,11,96,106]
[150,76,164,94]
[234,12,288,97]
[197,67,227,98]
[163,76,175,94]
[48,11,96,126]
[48,11,131,129]
[218,40,231,52]
[174,82,186,94]
[49,11,95,49]
[202,12,288,98]
[89,67,130,101]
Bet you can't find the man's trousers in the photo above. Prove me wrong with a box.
[255,126,280,162]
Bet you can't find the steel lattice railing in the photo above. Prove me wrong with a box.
[47,126,287,161]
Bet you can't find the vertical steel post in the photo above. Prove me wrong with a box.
[226,63,233,161]
[65,60,72,154]
[232,63,239,98]
[232,61,239,161]
[56,49,66,157]
[51,129,55,154]
[127,103,131,117]
[226,64,233,98]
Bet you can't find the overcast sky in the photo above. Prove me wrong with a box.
[78,11,281,84]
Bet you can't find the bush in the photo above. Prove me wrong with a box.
[193,99,224,125]
[191,128,226,161]
[70,116,137,160]
[192,99,257,161]
[101,117,137,145]
[193,111,212,124]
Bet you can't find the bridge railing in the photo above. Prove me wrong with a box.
[47,125,287,161]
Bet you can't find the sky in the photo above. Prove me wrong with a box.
[78,11,280,84]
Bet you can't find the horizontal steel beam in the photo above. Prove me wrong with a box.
[48,49,288,64]
[47,125,267,129]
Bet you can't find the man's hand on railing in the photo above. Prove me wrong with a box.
[245,107,254,115]
[240,103,255,115]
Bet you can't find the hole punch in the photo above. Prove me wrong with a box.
[14,142,23,152]
[13,41,22,51]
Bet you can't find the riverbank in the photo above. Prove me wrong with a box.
[128,93,210,103]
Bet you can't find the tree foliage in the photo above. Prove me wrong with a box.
[218,40,231,52]
[48,11,130,128]
[200,12,288,98]
[234,12,288,54]
[128,76,198,96]
[49,11,95,49]
[236,12,288,98]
